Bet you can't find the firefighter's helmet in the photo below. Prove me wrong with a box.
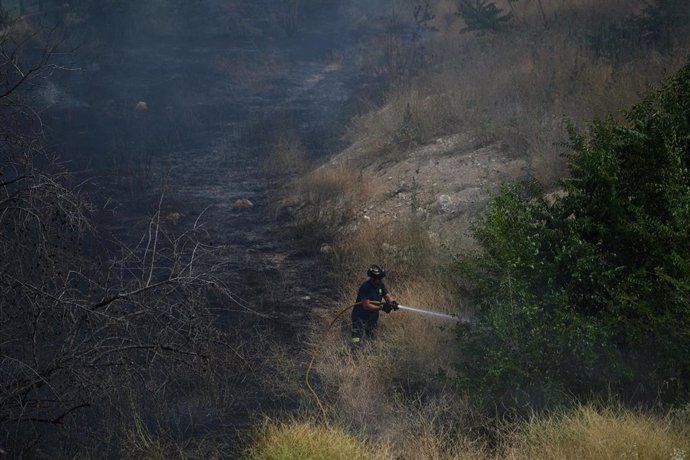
[367,264,386,279]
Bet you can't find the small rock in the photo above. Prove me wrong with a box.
[232,198,254,209]
[437,194,453,213]
[165,212,183,224]
[134,101,148,111]
[382,242,398,253]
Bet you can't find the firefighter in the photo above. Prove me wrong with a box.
[351,264,398,344]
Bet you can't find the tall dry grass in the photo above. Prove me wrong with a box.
[300,211,468,454]
[501,403,690,460]
[330,218,445,282]
[280,166,373,247]
[261,134,310,180]
[245,403,690,459]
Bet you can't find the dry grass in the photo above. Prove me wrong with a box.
[306,286,460,429]
[305,229,464,439]
[302,319,484,457]
[281,166,371,246]
[261,134,310,179]
[501,404,690,460]
[294,161,465,431]
[330,217,444,283]
[390,395,488,460]
[245,404,690,460]
[122,411,172,460]
[346,0,690,185]
[245,419,392,460]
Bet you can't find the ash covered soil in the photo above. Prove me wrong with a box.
[43,0,528,318]
[43,1,369,331]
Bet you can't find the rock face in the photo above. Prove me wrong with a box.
[323,133,528,243]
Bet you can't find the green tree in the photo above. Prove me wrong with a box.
[455,0,512,34]
[457,61,690,409]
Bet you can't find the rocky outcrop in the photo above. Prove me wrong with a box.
[323,133,528,241]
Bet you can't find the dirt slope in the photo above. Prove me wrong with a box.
[324,132,528,246]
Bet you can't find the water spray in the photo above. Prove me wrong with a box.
[395,304,460,322]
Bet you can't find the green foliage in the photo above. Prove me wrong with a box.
[455,0,512,35]
[457,61,690,409]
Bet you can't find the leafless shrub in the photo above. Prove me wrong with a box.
[0,165,250,443]
[0,23,256,453]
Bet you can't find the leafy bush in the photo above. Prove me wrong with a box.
[457,61,690,408]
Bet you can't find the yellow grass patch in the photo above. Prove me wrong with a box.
[502,404,690,460]
[246,420,391,460]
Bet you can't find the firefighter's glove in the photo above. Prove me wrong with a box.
[381,303,393,314]
[390,300,399,311]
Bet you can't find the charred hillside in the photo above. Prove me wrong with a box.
[0,0,395,455]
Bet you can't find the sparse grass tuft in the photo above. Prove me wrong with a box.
[261,135,310,180]
[121,410,177,460]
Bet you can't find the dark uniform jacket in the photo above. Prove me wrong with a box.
[353,279,388,319]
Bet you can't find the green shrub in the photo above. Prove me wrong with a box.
[457,61,690,408]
